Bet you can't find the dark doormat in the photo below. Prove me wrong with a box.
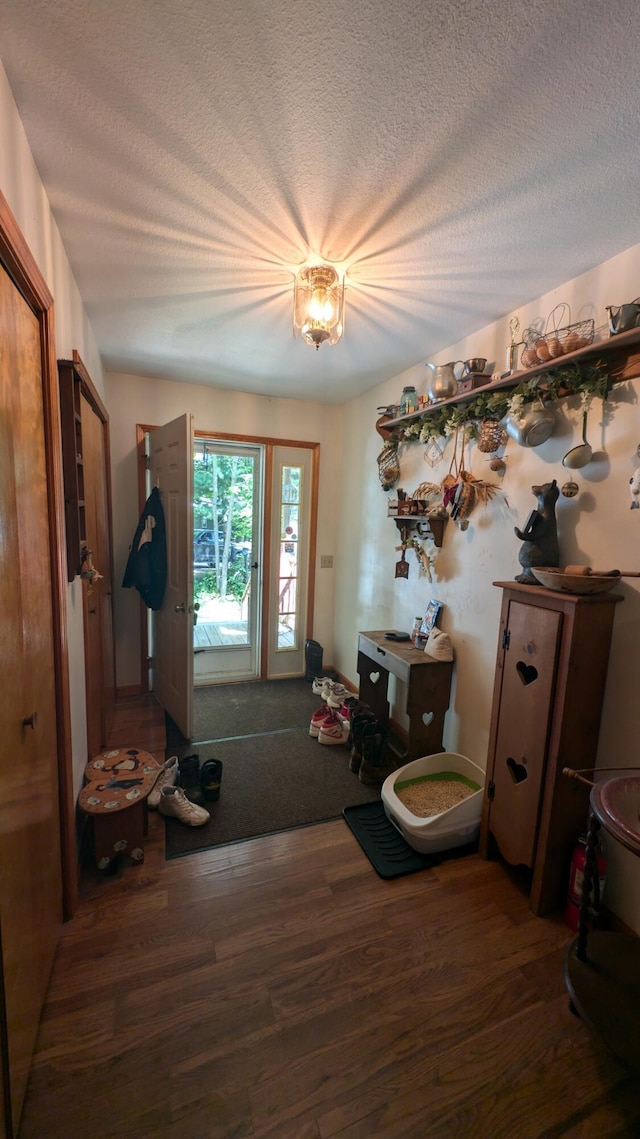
[343,801,442,879]
[164,729,380,858]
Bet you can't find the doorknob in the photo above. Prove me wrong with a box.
[22,712,38,730]
[174,603,186,613]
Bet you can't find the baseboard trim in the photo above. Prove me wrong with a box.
[116,685,143,699]
[333,669,357,694]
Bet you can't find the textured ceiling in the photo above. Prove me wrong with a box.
[2,0,640,403]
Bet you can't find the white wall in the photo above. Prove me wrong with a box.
[0,60,104,802]
[335,243,640,934]
[105,372,343,689]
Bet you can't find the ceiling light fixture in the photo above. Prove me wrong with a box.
[293,263,345,350]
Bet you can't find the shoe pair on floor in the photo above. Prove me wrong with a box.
[148,754,223,826]
[311,676,350,706]
[309,695,363,746]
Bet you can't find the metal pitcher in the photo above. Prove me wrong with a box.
[606,298,640,335]
[425,360,462,400]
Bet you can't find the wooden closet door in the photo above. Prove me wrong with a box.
[0,264,62,1135]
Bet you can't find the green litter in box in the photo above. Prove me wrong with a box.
[394,770,481,793]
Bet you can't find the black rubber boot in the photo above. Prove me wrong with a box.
[178,754,206,806]
[201,759,223,802]
[304,639,324,683]
[349,711,377,773]
[359,726,396,786]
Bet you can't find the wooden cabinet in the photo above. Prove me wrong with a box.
[0,239,63,1139]
[357,631,453,761]
[479,582,623,915]
[58,359,86,580]
[59,354,116,752]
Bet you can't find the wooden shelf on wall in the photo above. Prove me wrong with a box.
[391,515,446,548]
[381,326,640,430]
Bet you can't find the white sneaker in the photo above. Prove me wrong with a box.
[316,679,349,703]
[147,755,179,809]
[311,675,333,695]
[158,785,210,826]
[318,712,350,746]
[326,684,349,707]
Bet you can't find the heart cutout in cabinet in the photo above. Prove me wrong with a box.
[506,757,528,784]
[422,711,434,726]
[369,671,380,684]
[516,661,538,686]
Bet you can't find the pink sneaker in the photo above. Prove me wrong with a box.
[318,712,350,746]
[309,704,336,738]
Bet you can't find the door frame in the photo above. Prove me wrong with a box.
[136,425,319,688]
[69,351,117,753]
[0,190,76,918]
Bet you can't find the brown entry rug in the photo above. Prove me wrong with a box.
[164,728,380,858]
[189,677,323,743]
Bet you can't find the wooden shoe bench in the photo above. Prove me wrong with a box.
[78,748,160,870]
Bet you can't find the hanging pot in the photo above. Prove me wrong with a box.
[502,400,557,448]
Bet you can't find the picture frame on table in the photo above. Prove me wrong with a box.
[420,599,442,638]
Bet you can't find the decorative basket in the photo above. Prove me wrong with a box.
[477,417,506,454]
[377,443,400,490]
[521,305,594,368]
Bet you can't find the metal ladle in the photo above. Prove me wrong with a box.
[562,411,593,469]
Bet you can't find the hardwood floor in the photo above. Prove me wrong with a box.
[17,696,640,1138]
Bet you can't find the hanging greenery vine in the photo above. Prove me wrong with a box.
[393,359,611,445]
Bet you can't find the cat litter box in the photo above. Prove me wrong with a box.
[381,752,484,854]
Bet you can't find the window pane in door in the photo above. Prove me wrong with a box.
[278,465,302,649]
[193,442,255,647]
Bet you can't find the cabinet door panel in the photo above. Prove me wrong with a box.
[0,262,62,1134]
[490,602,562,867]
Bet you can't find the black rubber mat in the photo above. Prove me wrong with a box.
[342,801,441,879]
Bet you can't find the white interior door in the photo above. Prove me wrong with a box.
[267,445,313,678]
[150,413,194,739]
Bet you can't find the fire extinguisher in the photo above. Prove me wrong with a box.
[565,833,607,933]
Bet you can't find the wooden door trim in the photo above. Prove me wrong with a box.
[65,351,117,747]
[0,190,76,919]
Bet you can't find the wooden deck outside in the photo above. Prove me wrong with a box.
[194,619,248,647]
[194,620,295,649]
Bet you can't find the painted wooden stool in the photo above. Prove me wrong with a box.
[79,748,161,870]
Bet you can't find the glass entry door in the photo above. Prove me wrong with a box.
[266,446,313,678]
[193,439,263,683]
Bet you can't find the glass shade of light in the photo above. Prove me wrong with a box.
[293,264,345,349]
